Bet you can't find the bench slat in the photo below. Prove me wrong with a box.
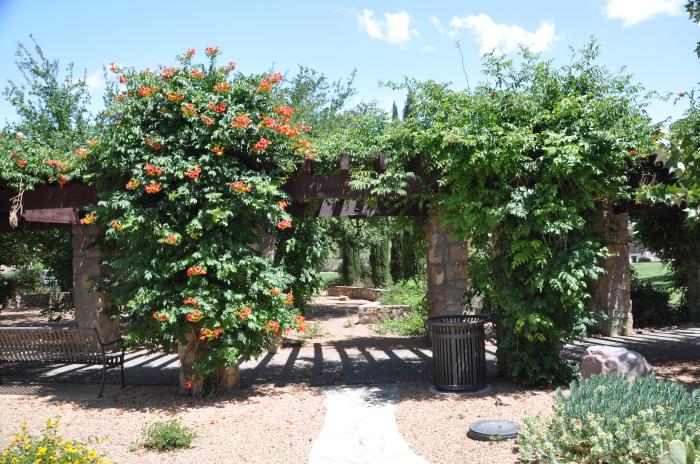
[0,328,108,364]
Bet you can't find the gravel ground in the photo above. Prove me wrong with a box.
[395,360,700,464]
[395,380,557,464]
[0,384,325,464]
[653,359,700,389]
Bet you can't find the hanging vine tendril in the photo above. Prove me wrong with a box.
[9,179,24,229]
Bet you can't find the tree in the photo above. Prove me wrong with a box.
[89,48,310,395]
[3,35,90,147]
[0,37,90,294]
[686,1,700,57]
[278,66,357,135]
[402,91,414,120]
[391,101,399,121]
[635,212,700,321]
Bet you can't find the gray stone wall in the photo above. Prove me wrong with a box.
[4,292,70,310]
[357,302,411,324]
[425,214,468,316]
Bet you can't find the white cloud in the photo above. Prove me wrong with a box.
[85,70,105,90]
[437,14,559,55]
[429,16,455,37]
[421,45,436,53]
[356,9,419,44]
[603,0,684,27]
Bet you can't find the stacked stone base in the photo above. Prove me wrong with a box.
[4,292,71,310]
[357,302,412,324]
[326,286,387,301]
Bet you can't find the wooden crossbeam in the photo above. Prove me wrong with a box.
[0,183,97,211]
[23,208,78,224]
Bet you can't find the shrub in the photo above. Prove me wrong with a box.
[518,375,700,463]
[0,418,111,464]
[379,278,426,307]
[631,272,687,327]
[374,279,428,336]
[139,419,196,451]
[0,273,17,309]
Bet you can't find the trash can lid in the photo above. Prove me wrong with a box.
[467,419,520,441]
[426,314,487,325]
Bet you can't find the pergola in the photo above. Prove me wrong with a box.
[0,154,672,343]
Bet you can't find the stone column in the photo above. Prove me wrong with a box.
[72,224,120,342]
[251,227,276,261]
[425,214,469,316]
[591,208,633,336]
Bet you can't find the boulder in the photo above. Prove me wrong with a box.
[581,345,653,381]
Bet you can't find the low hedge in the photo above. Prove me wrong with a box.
[519,374,700,463]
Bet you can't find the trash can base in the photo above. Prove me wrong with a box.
[428,384,493,396]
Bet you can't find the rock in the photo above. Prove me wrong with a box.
[581,345,653,381]
[338,296,349,301]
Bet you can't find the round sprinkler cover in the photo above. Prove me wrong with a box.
[467,419,520,441]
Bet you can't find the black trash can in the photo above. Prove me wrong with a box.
[427,314,487,391]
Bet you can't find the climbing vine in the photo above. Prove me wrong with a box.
[85,48,311,394]
[377,43,655,384]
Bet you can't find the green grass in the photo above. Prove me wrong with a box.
[632,262,673,288]
[631,261,682,307]
[320,271,340,287]
[379,279,426,307]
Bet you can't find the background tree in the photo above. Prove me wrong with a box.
[686,0,700,57]
[367,219,392,288]
[0,36,91,299]
[391,101,399,121]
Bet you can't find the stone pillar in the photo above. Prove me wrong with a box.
[591,208,633,336]
[72,224,120,342]
[425,214,469,316]
[252,227,276,262]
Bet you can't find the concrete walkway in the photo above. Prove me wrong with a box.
[308,384,427,464]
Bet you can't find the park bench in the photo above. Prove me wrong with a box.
[0,327,125,398]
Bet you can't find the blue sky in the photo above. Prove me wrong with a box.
[0,0,698,124]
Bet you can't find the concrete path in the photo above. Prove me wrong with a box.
[308,384,427,464]
[563,326,700,362]
[1,300,697,390]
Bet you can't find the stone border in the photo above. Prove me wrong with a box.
[4,292,71,310]
[357,302,412,324]
[326,286,387,301]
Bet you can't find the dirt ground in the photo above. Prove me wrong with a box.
[0,384,325,464]
[1,302,698,463]
[395,358,700,464]
[395,380,557,464]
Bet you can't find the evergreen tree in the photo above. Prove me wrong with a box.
[402,91,414,120]
[391,101,399,121]
[369,238,392,288]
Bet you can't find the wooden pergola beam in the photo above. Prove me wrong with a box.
[0,173,424,227]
